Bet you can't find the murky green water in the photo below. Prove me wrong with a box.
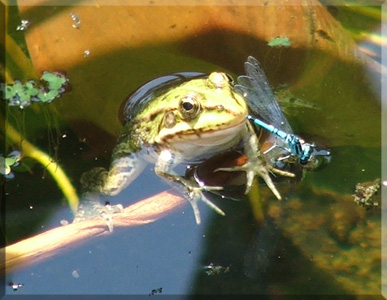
[2,2,383,298]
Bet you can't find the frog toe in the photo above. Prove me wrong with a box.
[73,193,123,232]
[258,170,282,200]
[217,162,286,200]
[186,187,225,225]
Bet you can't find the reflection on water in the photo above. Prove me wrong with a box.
[4,2,382,297]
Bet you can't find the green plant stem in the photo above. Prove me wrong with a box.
[3,115,79,214]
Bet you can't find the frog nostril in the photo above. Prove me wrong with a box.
[216,105,224,111]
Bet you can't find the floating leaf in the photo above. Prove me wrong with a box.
[268,36,291,47]
[47,89,59,99]
[0,151,21,177]
[41,72,58,82]
[38,89,59,103]
[0,156,11,175]
[8,150,21,162]
[5,157,18,168]
[4,85,16,99]
[18,90,30,102]
[41,72,67,90]
[24,81,39,96]
[12,82,23,93]
[4,73,68,108]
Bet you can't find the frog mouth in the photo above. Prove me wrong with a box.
[161,118,247,146]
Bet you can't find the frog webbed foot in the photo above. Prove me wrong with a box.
[185,185,225,224]
[216,157,294,200]
[73,193,123,232]
[170,176,225,224]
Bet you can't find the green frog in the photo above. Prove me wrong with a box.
[80,71,293,225]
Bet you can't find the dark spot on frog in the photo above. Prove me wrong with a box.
[164,111,176,128]
[142,126,151,134]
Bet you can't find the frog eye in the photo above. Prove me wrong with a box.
[179,94,201,120]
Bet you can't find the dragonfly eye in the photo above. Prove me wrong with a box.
[299,143,315,164]
[300,157,309,165]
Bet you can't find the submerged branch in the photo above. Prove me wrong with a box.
[1,190,185,274]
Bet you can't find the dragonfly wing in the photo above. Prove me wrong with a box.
[235,56,293,133]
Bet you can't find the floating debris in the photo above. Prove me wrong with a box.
[60,219,69,226]
[84,49,91,57]
[72,270,80,278]
[274,84,321,112]
[353,178,381,208]
[268,36,291,48]
[0,151,21,179]
[203,263,230,276]
[8,282,24,291]
[1,72,69,109]
[70,12,81,29]
[149,287,162,296]
[16,20,31,31]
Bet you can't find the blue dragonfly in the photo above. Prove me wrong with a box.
[235,56,329,167]
[246,115,314,165]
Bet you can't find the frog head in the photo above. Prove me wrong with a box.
[144,72,247,147]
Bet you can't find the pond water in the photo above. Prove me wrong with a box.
[3,2,384,298]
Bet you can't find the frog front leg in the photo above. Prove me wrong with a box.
[80,150,146,196]
[76,142,146,229]
[243,123,295,199]
[217,122,294,200]
[155,149,225,225]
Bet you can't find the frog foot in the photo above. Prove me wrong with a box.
[186,185,225,225]
[216,161,294,200]
[73,193,124,232]
[161,173,226,224]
